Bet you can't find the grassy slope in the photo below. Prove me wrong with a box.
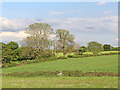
[3,55,118,73]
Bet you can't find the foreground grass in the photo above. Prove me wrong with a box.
[2,55,118,88]
[3,55,118,73]
[2,76,118,88]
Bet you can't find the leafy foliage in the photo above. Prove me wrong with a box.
[88,41,103,55]
[103,44,112,51]
[22,23,53,56]
[77,46,87,55]
[56,29,75,56]
[7,41,19,50]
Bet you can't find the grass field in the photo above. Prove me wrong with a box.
[2,55,118,88]
[2,76,118,88]
[2,55,118,73]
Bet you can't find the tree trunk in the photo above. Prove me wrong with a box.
[63,46,66,56]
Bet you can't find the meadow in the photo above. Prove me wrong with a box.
[2,54,118,88]
[2,55,118,73]
[2,76,118,88]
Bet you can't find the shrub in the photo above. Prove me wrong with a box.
[2,62,17,68]
[9,61,17,67]
[83,54,94,57]
[57,56,67,59]
[76,55,84,58]
[26,60,31,64]
[118,52,120,54]
[2,63,6,67]
[31,60,40,63]
[67,55,77,58]
[101,52,118,56]
[40,58,47,62]
[21,60,27,64]
[47,57,57,61]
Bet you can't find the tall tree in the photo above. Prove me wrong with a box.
[7,41,19,50]
[103,44,112,51]
[1,42,12,63]
[56,29,75,56]
[21,23,53,56]
[88,41,103,55]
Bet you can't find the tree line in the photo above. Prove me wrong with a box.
[0,23,119,64]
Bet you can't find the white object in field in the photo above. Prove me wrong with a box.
[57,72,63,76]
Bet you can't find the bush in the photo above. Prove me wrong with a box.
[101,52,118,56]
[57,56,67,59]
[2,63,6,67]
[21,60,27,64]
[26,60,31,64]
[83,54,94,57]
[76,55,84,58]
[31,60,40,63]
[67,55,77,58]
[47,57,57,61]
[40,58,47,62]
[2,62,17,68]
[9,61,17,67]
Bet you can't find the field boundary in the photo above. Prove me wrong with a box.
[3,71,120,77]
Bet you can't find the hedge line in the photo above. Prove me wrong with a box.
[67,52,119,58]
[3,71,119,77]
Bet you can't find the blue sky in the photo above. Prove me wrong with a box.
[2,2,117,19]
[0,2,118,46]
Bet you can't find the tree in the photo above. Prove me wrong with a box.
[111,47,120,51]
[21,23,53,56]
[7,41,19,50]
[1,42,13,63]
[11,47,23,61]
[88,41,103,55]
[21,46,37,60]
[56,29,75,56]
[78,46,87,55]
[103,44,112,51]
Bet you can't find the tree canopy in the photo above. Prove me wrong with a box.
[88,41,103,55]
[7,41,19,50]
[21,23,53,56]
[56,29,75,56]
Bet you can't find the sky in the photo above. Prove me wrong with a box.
[0,2,118,46]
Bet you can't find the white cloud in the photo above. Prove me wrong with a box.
[42,16,117,34]
[0,16,118,44]
[2,16,117,34]
[0,31,28,42]
[50,11,64,15]
[104,10,112,15]
[1,17,38,32]
[97,1,106,5]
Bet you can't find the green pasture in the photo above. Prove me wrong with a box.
[2,54,118,88]
[2,76,118,88]
[2,55,118,73]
